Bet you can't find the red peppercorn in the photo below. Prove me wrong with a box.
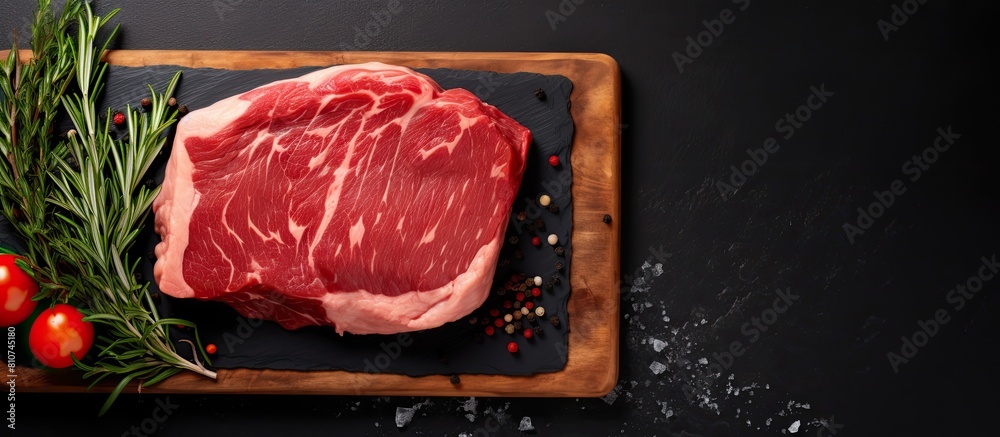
[507,341,518,353]
[531,287,541,297]
[516,292,525,302]
[494,318,505,328]
[531,236,541,247]
[113,111,126,126]
[548,155,560,167]
[523,329,534,339]
[489,308,500,317]
[205,343,217,355]
[485,326,495,336]
[525,301,534,310]
[503,300,512,309]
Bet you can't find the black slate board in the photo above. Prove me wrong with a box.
[2,64,575,376]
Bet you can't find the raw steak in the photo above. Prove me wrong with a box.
[153,62,531,335]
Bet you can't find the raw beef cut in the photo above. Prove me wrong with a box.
[152,62,531,335]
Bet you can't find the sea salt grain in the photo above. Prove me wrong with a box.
[788,420,801,433]
[652,339,667,352]
[649,361,667,375]
[518,417,535,431]
[395,407,415,428]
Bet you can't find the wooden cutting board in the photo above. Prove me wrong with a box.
[8,51,621,398]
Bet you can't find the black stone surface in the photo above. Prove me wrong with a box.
[4,1,999,436]
[3,63,575,376]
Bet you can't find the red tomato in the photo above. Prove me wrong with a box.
[29,304,94,368]
[0,254,39,327]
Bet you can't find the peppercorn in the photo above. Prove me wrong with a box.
[508,236,519,245]
[450,374,461,385]
[482,317,491,325]
[523,328,534,339]
[206,343,217,354]
[538,194,551,207]
[500,258,510,267]
[603,214,612,224]
[113,111,126,126]
[531,287,541,297]
[547,234,559,245]
[485,325,495,336]
[516,292,525,302]
[518,283,527,292]
[554,246,565,256]
[490,308,500,317]
[533,218,545,230]
[533,326,543,335]
[503,300,512,309]
[167,97,177,107]
[521,307,529,315]
[141,97,152,109]
[178,105,189,116]
[535,306,545,317]
[525,302,534,310]
[497,287,507,296]
[517,211,527,221]
[507,341,519,353]
[548,155,560,167]
[524,278,534,287]
[494,318,505,328]
[145,251,156,261]
[550,315,560,327]
[505,324,516,335]
[531,236,541,247]
[468,316,478,324]
[514,249,523,260]
[513,301,521,310]
[552,275,561,285]
[548,204,559,213]
[526,312,536,322]
[545,282,553,291]
[555,261,564,271]
[513,311,522,320]
[504,314,513,323]
[534,276,543,286]
[534,88,546,100]
[144,179,155,188]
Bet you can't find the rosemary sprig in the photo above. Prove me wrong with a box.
[0,0,82,300]
[1,0,216,416]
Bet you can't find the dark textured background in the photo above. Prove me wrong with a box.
[3,1,998,435]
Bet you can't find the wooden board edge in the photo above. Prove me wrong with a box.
[6,51,622,397]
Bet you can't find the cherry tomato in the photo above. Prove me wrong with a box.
[29,304,94,368]
[0,254,39,327]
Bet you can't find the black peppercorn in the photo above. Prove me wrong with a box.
[552,275,561,285]
[548,204,559,214]
[545,282,553,291]
[603,214,612,224]
[533,326,543,335]
[555,261,564,271]
[513,321,522,330]
[514,249,523,260]
[468,316,478,325]
[178,105,189,115]
[450,374,461,385]
[550,315,560,327]
[533,218,545,230]
[534,88,546,100]
[508,236,518,245]
[554,246,565,256]
[517,211,527,221]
